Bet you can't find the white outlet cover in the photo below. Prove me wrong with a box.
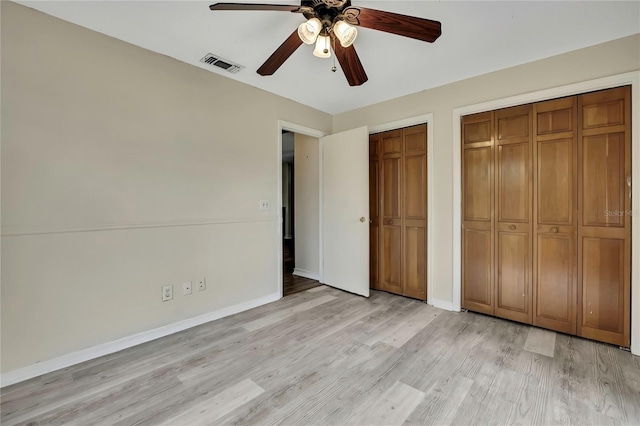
[182,281,192,295]
[198,278,206,291]
[162,285,173,302]
[260,200,270,210]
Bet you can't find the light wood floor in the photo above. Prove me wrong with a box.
[2,287,639,425]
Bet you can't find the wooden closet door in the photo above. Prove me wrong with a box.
[533,97,577,334]
[577,86,631,347]
[369,134,380,290]
[380,129,403,295]
[462,112,495,315]
[494,105,532,324]
[402,124,428,300]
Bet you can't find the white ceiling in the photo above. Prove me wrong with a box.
[15,0,640,114]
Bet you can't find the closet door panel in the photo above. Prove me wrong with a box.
[533,97,577,334]
[463,227,493,313]
[464,147,493,222]
[494,105,532,324]
[382,157,402,220]
[582,133,626,227]
[537,139,573,225]
[581,238,625,333]
[381,151,402,293]
[404,226,427,300]
[578,86,631,347]
[497,143,529,223]
[535,234,575,333]
[402,125,428,299]
[382,225,402,293]
[496,231,529,321]
[404,155,427,220]
[462,112,494,314]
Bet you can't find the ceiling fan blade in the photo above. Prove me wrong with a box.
[257,29,303,76]
[344,7,441,43]
[209,3,302,12]
[331,34,368,87]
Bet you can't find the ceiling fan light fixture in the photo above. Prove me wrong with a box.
[333,20,357,47]
[298,17,322,44]
[313,33,331,58]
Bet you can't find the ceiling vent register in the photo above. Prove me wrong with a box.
[200,53,244,74]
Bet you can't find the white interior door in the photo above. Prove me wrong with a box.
[322,126,370,297]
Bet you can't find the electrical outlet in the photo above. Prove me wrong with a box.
[162,285,173,302]
[197,277,206,292]
[182,281,192,295]
[260,200,270,210]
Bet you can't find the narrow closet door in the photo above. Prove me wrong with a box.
[402,124,428,300]
[369,134,380,290]
[380,129,403,295]
[494,105,532,324]
[462,112,495,315]
[533,97,577,334]
[577,86,631,347]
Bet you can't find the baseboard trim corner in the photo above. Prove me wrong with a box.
[0,292,280,388]
[430,298,457,311]
[292,268,320,281]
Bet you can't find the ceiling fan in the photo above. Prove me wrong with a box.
[209,1,442,86]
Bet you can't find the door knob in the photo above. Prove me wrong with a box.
[387,219,394,225]
[508,224,516,230]
[550,226,559,233]
[360,217,366,223]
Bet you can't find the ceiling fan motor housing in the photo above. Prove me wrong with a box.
[301,0,352,26]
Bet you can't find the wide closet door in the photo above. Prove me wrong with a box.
[461,86,631,347]
[369,124,428,300]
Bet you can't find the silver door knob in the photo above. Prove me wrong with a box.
[360,217,366,223]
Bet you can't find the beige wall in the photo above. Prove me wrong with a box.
[293,134,320,278]
[0,2,331,373]
[333,34,640,304]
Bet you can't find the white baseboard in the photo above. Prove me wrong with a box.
[429,298,458,312]
[0,292,280,388]
[292,268,320,281]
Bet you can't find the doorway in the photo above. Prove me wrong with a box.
[282,130,321,296]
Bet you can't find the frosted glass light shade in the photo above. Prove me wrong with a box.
[298,18,322,44]
[333,20,357,47]
[313,34,331,58]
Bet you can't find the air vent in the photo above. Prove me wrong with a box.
[200,53,244,74]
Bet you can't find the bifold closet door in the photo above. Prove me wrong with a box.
[494,105,533,324]
[462,112,495,315]
[373,125,428,300]
[577,86,631,346]
[533,97,578,334]
[369,133,380,290]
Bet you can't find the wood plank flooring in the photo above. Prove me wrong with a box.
[2,287,639,425]
[283,272,320,296]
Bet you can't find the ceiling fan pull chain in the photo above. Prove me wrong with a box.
[331,36,337,72]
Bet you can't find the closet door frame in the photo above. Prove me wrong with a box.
[452,71,640,355]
